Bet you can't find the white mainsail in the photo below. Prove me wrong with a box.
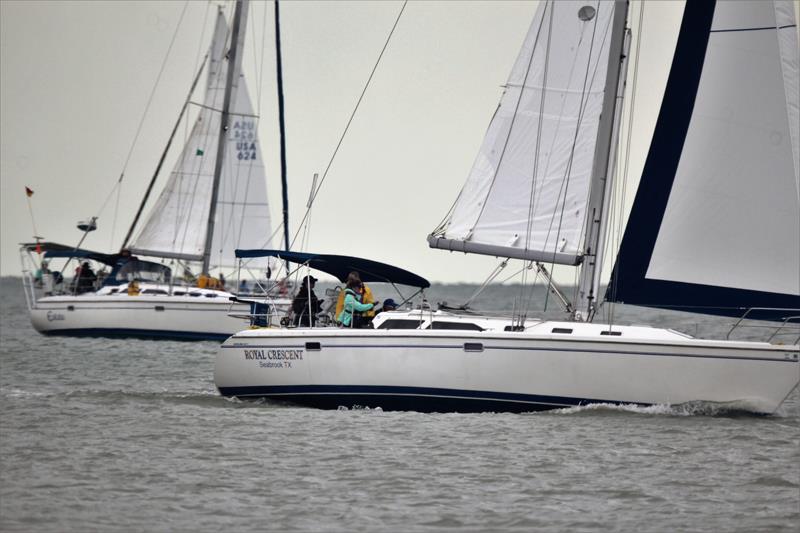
[130,8,272,271]
[429,0,616,265]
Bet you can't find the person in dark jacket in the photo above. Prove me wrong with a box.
[292,275,323,327]
[75,261,97,293]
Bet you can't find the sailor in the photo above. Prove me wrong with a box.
[379,298,399,313]
[335,271,365,321]
[291,275,322,327]
[34,260,49,288]
[127,279,140,296]
[76,261,96,293]
[337,273,377,328]
[360,281,377,321]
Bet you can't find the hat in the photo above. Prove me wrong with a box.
[383,298,399,309]
[301,275,318,285]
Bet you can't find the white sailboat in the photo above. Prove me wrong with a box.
[215,0,800,412]
[20,1,289,340]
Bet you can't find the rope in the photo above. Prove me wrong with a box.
[289,0,408,249]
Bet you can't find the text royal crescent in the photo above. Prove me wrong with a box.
[244,349,303,361]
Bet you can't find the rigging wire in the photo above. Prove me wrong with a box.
[288,0,408,250]
[96,1,191,241]
[541,0,609,316]
[465,4,549,247]
[523,2,597,315]
[193,2,212,76]
[436,2,549,322]
[525,1,606,318]
[521,2,556,319]
[110,180,122,250]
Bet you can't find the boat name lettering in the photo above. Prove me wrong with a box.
[46,311,65,322]
[244,349,303,361]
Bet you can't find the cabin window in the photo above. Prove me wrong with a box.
[464,342,484,352]
[142,289,168,295]
[67,305,75,311]
[377,319,423,330]
[305,342,321,351]
[551,328,573,334]
[427,321,484,331]
[204,294,217,298]
[173,291,185,296]
[600,330,622,336]
[154,306,165,312]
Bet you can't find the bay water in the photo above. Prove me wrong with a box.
[1,278,797,532]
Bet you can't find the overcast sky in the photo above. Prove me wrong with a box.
[1,0,694,283]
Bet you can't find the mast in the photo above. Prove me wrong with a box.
[202,0,249,274]
[274,0,290,257]
[574,0,630,321]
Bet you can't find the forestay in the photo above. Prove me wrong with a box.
[130,8,272,270]
[607,0,800,319]
[429,0,616,265]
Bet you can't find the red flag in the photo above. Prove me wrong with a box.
[35,241,42,255]
[25,186,34,197]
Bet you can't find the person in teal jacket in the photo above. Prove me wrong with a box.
[337,275,377,327]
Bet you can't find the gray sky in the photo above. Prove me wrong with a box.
[1,0,690,283]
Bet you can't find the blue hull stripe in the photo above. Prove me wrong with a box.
[216,384,638,413]
[221,342,796,363]
[42,328,228,341]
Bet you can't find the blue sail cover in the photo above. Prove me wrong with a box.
[236,249,430,288]
[606,0,800,320]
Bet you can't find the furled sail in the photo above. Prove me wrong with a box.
[130,8,272,270]
[429,1,617,265]
[607,0,800,319]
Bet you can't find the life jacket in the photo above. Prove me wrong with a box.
[336,285,374,319]
[335,289,346,320]
[361,284,375,318]
[336,288,361,325]
[198,274,222,290]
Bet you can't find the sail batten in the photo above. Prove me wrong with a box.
[429,0,617,265]
[607,0,800,320]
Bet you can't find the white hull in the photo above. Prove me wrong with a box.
[30,293,282,341]
[215,324,800,413]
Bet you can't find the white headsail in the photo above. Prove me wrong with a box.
[429,1,617,265]
[130,7,272,271]
[608,0,800,318]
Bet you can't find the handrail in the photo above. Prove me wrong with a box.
[726,307,800,343]
[767,316,800,344]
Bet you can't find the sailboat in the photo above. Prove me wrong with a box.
[19,1,289,340]
[214,0,800,412]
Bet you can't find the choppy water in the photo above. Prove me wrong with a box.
[1,277,798,532]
